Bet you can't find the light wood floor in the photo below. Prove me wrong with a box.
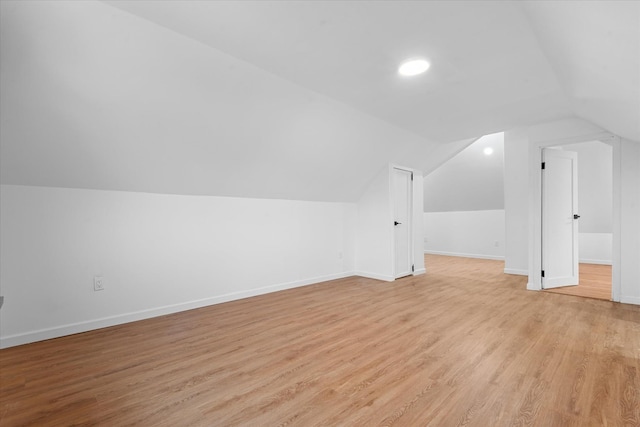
[1,255,639,426]
[544,263,612,301]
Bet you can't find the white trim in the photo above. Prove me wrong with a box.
[355,271,395,282]
[389,165,396,279]
[413,268,426,276]
[533,131,614,147]
[424,250,504,261]
[0,271,355,349]
[527,141,543,290]
[620,296,640,306]
[579,259,612,265]
[611,137,622,302]
[504,268,528,276]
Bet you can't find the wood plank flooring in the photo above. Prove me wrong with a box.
[545,263,612,301]
[1,255,639,426]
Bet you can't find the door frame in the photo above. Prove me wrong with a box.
[527,132,620,302]
[390,165,415,279]
[541,148,579,289]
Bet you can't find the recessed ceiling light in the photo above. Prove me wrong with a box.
[398,58,430,77]
[483,147,494,156]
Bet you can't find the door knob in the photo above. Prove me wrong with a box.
[394,221,401,226]
[573,214,581,219]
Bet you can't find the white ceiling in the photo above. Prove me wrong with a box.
[1,1,637,201]
[424,133,505,212]
[0,0,441,201]
[521,1,640,142]
[103,0,639,143]
[101,0,567,143]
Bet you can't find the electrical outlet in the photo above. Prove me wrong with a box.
[94,276,104,291]
[494,241,499,247]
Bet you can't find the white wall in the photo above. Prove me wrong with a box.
[355,165,425,280]
[423,210,505,260]
[503,129,530,275]
[421,134,505,263]
[423,212,613,265]
[424,133,504,212]
[563,141,613,233]
[579,233,612,264]
[563,141,613,264]
[412,172,426,274]
[619,139,640,304]
[0,185,357,348]
[355,167,393,281]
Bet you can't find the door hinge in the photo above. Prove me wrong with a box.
[412,264,415,272]
[541,162,546,170]
[411,173,414,181]
[541,270,545,278]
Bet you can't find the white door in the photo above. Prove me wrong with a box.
[542,148,579,289]
[393,168,413,278]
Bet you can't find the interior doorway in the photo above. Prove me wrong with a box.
[422,133,505,263]
[541,148,579,289]
[539,140,614,300]
[393,167,413,278]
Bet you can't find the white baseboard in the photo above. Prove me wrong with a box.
[505,268,529,276]
[355,271,395,282]
[526,282,541,291]
[579,259,613,265]
[413,268,426,276]
[0,271,355,349]
[620,296,640,306]
[424,250,504,261]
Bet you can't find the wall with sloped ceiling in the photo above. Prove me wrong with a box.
[0,0,439,202]
[424,133,615,264]
[423,133,506,259]
[0,2,435,347]
[423,133,505,213]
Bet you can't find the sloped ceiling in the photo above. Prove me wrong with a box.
[424,133,505,212]
[102,0,639,142]
[1,1,637,202]
[101,0,572,143]
[0,0,440,202]
[522,1,639,142]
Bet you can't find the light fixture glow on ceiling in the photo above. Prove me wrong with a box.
[398,59,430,77]
[483,147,494,156]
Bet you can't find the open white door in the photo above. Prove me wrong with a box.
[393,167,413,278]
[542,148,579,289]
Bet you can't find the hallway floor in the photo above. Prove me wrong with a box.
[543,263,612,301]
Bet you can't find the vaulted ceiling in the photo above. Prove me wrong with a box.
[103,0,640,143]
[1,1,637,201]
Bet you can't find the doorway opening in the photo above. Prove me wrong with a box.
[422,133,505,270]
[393,167,414,279]
[539,140,614,301]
